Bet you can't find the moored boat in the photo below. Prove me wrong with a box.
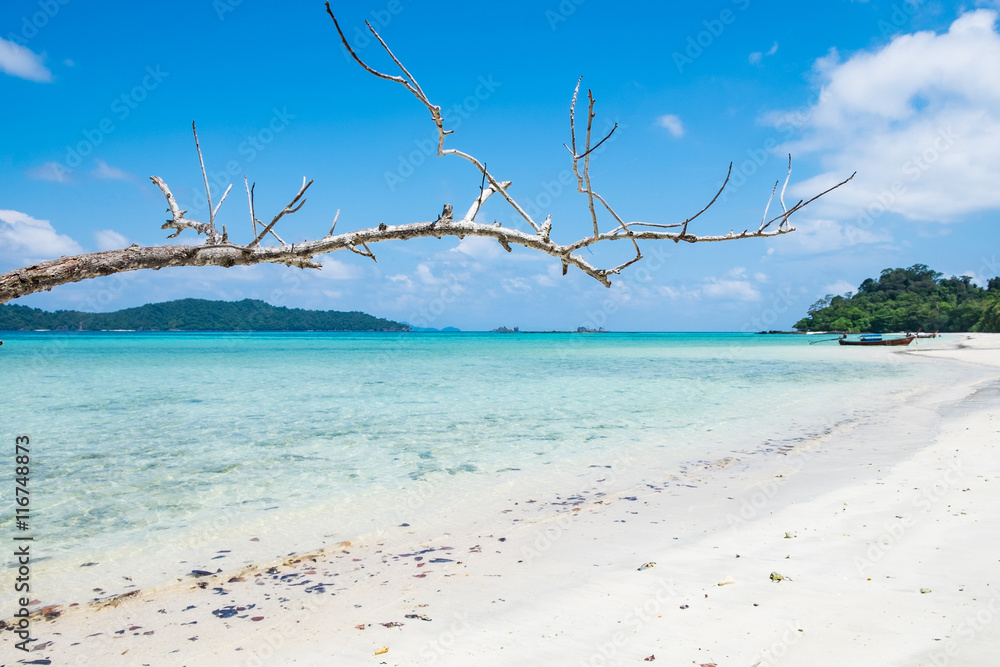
[838,334,916,346]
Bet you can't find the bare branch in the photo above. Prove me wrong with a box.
[463,180,510,222]
[150,176,223,244]
[213,183,233,223]
[192,121,220,236]
[780,154,792,214]
[245,176,258,238]
[0,8,857,305]
[348,240,378,263]
[331,210,341,234]
[250,178,314,248]
[759,180,779,232]
[624,163,733,235]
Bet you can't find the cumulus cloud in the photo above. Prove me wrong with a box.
[92,159,135,181]
[700,267,762,301]
[501,277,532,294]
[316,258,362,280]
[782,218,892,253]
[824,280,857,296]
[656,114,684,138]
[93,229,129,251]
[749,42,778,65]
[660,267,763,302]
[26,161,71,183]
[450,235,505,260]
[774,10,1000,222]
[0,210,83,262]
[0,37,51,82]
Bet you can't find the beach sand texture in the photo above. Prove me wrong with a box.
[3,334,999,666]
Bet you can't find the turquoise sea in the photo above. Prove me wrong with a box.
[0,332,956,607]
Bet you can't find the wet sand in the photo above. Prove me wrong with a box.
[3,334,999,666]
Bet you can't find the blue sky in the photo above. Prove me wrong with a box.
[2,0,999,331]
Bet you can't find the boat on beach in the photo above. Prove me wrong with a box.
[838,333,916,346]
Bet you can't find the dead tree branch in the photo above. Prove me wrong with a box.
[0,4,854,304]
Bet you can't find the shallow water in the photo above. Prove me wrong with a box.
[0,331,951,606]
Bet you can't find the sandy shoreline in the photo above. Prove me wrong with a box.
[3,334,999,666]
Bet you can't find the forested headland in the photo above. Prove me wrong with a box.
[0,299,410,331]
[795,265,1000,333]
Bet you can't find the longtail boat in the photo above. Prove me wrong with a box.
[838,333,915,346]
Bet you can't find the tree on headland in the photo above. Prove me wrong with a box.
[794,264,1000,333]
[0,3,852,306]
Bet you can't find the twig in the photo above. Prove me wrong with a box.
[192,122,218,236]
[250,178,314,247]
[328,209,341,236]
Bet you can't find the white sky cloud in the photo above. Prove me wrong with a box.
[749,42,779,64]
[0,37,51,82]
[93,229,129,251]
[0,209,83,262]
[781,218,892,253]
[776,10,1000,222]
[316,258,362,280]
[26,161,71,183]
[450,235,505,260]
[824,279,856,295]
[656,114,684,138]
[92,159,135,181]
[660,267,763,302]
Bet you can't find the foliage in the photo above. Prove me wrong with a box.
[794,264,1000,333]
[976,293,1000,333]
[0,299,410,332]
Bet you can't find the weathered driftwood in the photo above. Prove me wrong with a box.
[0,3,853,304]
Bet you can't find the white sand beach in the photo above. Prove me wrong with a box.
[4,334,999,666]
